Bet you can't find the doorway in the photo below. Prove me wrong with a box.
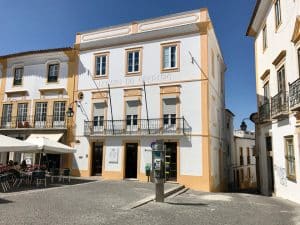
[92,142,103,176]
[165,142,177,181]
[125,143,138,179]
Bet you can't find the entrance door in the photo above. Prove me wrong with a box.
[92,142,103,176]
[125,143,138,178]
[165,142,177,181]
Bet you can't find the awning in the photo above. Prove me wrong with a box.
[0,135,38,152]
[27,133,64,141]
[26,136,76,154]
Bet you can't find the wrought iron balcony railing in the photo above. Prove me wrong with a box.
[271,91,289,118]
[289,78,300,111]
[84,117,192,136]
[258,100,271,123]
[0,115,68,129]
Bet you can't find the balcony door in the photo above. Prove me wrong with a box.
[1,104,12,128]
[93,102,106,133]
[162,98,177,133]
[277,66,286,105]
[35,102,47,128]
[53,101,66,128]
[125,100,139,133]
[17,103,28,128]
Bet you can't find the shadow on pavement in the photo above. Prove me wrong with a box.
[166,202,208,206]
[0,198,13,204]
[0,178,96,193]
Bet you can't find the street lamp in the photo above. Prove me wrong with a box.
[66,107,74,118]
[66,101,78,118]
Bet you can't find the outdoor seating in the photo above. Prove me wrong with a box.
[0,174,10,192]
[50,168,61,183]
[61,168,71,183]
[32,170,46,188]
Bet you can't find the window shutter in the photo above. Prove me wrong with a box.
[126,100,139,115]
[93,103,105,116]
[163,98,176,115]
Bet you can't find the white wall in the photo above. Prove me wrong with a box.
[254,0,300,203]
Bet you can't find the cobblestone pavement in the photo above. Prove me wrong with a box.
[0,180,299,225]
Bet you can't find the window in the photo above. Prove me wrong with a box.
[53,101,66,122]
[35,102,47,123]
[94,116,104,127]
[247,167,251,179]
[239,147,244,166]
[162,98,177,127]
[266,136,272,151]
[17,103,28,122]
[93,102,106,130]
[285,137,296,181]
[95,54,108,77]
[274,0,282,28]
[163,114,176,125]
[240,169,244,182]
[161,42,179,72]
[126,115,138,126]
[277,66,286,93]
[13,67,23,85]
[47,64,59,82]
[247,148,251,165]
[125,100,139,131]
[262,25,267,50]
[126,48,141,74]
[263,82,270,104]
[1,104,12,126]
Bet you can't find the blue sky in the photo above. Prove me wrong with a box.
[0,0,256,130]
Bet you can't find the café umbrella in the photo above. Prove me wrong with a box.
[26,136,76,167]
[0,135,38,152]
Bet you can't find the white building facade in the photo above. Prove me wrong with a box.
[232,129,256,191]
[73,9,227,191]
[0,48,77,168]
[247,0,300,203]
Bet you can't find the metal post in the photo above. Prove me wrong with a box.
[108,84,115,135]
[143,81,150,134]
[152,140,165,202]
[182,116,185,135]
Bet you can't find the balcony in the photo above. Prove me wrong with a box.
[258,101,271,123]
[289,78,300,111]
[84,117,192,137]
[271,91,289,119]
[0,116,68,130]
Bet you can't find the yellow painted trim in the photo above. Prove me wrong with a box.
[292,16,300,44]
[200,19,211,191]
[64,49,78,169]
[72,169,90,177]
[0,59,7,107]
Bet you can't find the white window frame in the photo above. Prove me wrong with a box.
[13,67,24,86]
[95,55,107,76]
[47,64,59,82]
